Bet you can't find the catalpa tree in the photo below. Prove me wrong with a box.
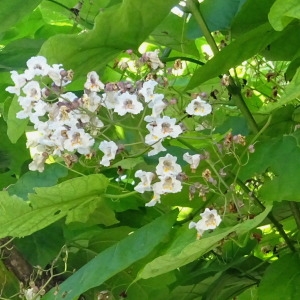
[1,0,300,299]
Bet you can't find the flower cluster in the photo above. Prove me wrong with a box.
[134,153,183,206]
[7,55,212,173]
[189,208,222,238]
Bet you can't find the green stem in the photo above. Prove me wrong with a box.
[229,76,259,134]
[289,201,300,231]
[186,0,219,55]
[161,56,205,66]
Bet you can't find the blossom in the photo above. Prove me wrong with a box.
[143,50,164,69]
[24,288,40,300]
[152,175,182,194]
[183,152,201,172]
[150,116,182,139]
[99,140,118,166]
[63,128,95,155]
[185,96,212,116]
[24,56,50,79]
[84,71,105,91]
[134,170,155,193]
[189,208,222,237]
[145,193,161,207]
[5,71,27,95]
[114,92,143,116]
[156,154,182,176]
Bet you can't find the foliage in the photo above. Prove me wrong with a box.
[1,0,300,299]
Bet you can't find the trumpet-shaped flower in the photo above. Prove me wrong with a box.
[153,175,182,194]
[114,92,143,116]
[5,71,27,95]
[183,152,201,172]
[185,96,212,116]
[99,140,118,166]
[189,208,222,237]
[134,170,155,193]
[156,154,182,176]
[84,71,105,92]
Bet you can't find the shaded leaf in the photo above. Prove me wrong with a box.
[42,209,178,300]
[258,253,300,299]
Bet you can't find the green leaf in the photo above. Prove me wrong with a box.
[268,0,300,31]
[137,206,271,280]
[0,0,42,34]
[40,0,178,78]
[186,23,281,90]
[42,209,178,300]
[0,117,30,176]
[7,164,68,199]
[231,0,275,36]
[187,0,247,39]
[239,133,300,202]
[0,174,109,238]
[258,253,300,299]
[6,96,28,143]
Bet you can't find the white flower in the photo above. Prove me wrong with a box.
[134,170,155,193]
[145,193,161,207]
[22,81,41,101]
[144,50,164,69]
[24,288,41,300]
[102,91,119,109]
[5,71,27,95]
[200,208,222,229]
[183,152,201,172]
[153,175,182,194]
[156,154,182,176]
[84,71,105,91]
[81,92,102,112]
[99,140,118,166]
[144,133,166,156]
[24,56,50,79]
[63,128,95,155]
[114,92,143,116]
[151,116,182,139]
[189,208,222,237]
[185,96,212,116]
[48,63,69,86]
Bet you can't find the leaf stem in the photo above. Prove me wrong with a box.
[186,0,219,55]
[104,191,138,199]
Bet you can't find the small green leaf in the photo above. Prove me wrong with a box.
[6,96,28,143]
[268,0,300,31]
[258,253,300,299]
[42,209,178,300]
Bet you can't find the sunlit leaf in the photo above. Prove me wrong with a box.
[0,174,109,238]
